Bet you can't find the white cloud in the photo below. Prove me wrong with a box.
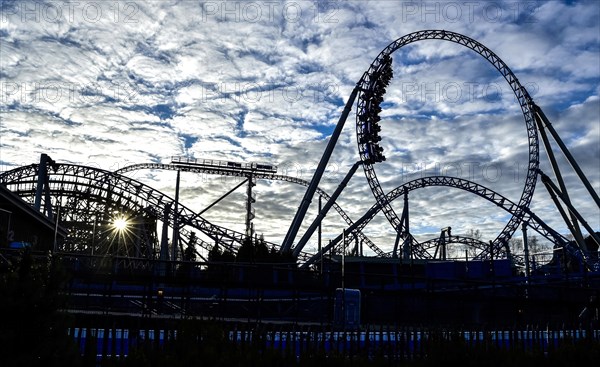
[1,0,598,258]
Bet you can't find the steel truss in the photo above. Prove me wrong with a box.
[117,163,386,257]
[0,163,267,261]
[416,235,493,258]
[355,30,539,259]
[302,176,566,267]
[2,30,594,270]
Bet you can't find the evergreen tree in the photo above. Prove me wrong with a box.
[220,248,236,262]
[236,237,254,262]
[254,234,269,262]
[208,243,222,262]
[184,232,198,262]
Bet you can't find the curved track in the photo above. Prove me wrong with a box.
[0,163,284,260]
[416,235,494,257]
[303,176,566,266]
[116,163,387,257]
[355,30,539,259]
[350,176,567,259]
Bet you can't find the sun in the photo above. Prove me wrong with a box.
[113,216,128,231]
[105,214,136,256]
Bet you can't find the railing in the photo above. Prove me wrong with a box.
[68,322,600,362]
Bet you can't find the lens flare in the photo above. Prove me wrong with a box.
[113,217,128,231]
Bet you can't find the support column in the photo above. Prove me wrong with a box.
[522,223,530,280]
[533,107,585,246]
[281,85,359,253]
[318,195,322,275]
[159,203,171,277]
[160,203,171,261]
[246,175,256,238]
[172,170,180,262]
[402,192,411,260]
[292,161,361,257]
[34,153,54,220]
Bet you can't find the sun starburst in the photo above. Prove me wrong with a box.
[113,216,128,232]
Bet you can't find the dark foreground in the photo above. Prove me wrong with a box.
[1,249,600,366]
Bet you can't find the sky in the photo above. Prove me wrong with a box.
[1,0,599,257]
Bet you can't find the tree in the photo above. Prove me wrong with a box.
[465,228,482,240]
[254,234,269,262]
[527,236,543,254]
[183,232,198,262]
[220,248,236,262]
[236,237,255,263]
[464,228,483,258]
[509,238,523,254]
[177,233,198,278]
[207,243,222,262]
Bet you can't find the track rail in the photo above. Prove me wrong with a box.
[303,176,566,267]
[0,164,272,258]
[355,30,539,259]
[117,163,386,257]
[347,176,567,260]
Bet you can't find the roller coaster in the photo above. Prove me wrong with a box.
[1,30,599,325]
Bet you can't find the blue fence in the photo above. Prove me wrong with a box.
[69,324,600,361]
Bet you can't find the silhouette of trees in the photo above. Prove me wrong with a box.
[235,235,294,264]
[177,232,199,278]
[182,232,197,262]
[235,236,254,262]
[509,237,523,254]
[464,228,483,258]
[207,243,235,263]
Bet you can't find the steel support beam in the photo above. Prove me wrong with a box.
[281,85,359,253]
[34,153,54,220]
[522,223,531,280]
[394,191,409,258]
[172,170,180,261]
[533,106,585,245]
[534,104,600,208]
[541,172,600,250]
[292,161,362,257]
[246,174,256,238]
[196,179,248,219]
[160,203,171,261]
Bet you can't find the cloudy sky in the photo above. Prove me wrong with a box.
[1,0,598,256]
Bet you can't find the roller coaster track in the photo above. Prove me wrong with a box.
[4,30,592,270]
[116,163,387,257]
[302,176,566,267]
[416,235,498,258]
[355,30,539,259]
[412,236,533,267]
[350,176,567,259]
[0,163,285,259]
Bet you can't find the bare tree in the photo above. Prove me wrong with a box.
[465,228,482,240]
[527,236,543,254]
[509,237,523,254]
[464,228,483,258]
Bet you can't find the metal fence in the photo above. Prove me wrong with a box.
[68,322,600,362]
